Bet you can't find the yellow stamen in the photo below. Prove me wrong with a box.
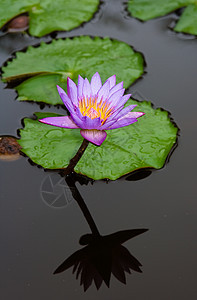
[78,96,113,124]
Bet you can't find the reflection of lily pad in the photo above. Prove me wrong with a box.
[0,0,99,37]
[128,0,197,35]
[2,37,144,105]
[18,100,178,180]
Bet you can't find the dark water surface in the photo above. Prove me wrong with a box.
[0,0,197,299]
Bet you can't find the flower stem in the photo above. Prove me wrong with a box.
[63,138,89,176]
[65,176,100,236]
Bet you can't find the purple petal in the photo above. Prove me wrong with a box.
[106,75,116,89]
[97,80,110,103]
[81,116,101,129]
[83,78,92,99]
[105,94,132,118]
[78,75,84,99]
[100,106,124,129]
[114,104,138,120]
[105,111,145,130]
[100,119,118,130]
[39,116,79,129]
[108,81,124,98]
[105,117,137,130]
[57,85,74,113]
[124,111,145,119]
[67,78,78,105]
[80,129,107,146]
[104,105,124,123]
[70,108,85,128]
[107,88,125,107]
[109,102,136,120]
[102,104,137,127]
[91,72,102,95]
[115,94,132,110]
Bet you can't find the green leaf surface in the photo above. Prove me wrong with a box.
[128,0,197,35]
[174,4,197,34]
[16,74,67,105]
[18,100,178,180]
[0,0,99,37]
[2,37,144,105]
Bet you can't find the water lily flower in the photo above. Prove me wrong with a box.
[39,72,145,146]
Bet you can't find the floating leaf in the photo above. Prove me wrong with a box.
[2,37,144,105]
[18,100,178,180]
[174,4,197,34]
[0,0,99,37]
[128,0,197,35]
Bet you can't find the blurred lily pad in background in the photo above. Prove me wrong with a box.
[128,0,197,35]
[2,37,144,105]
[0,0,99,37]
[19,100,178,180]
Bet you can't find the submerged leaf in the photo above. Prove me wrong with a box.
[18,100,178,180]
[128,0,197,35]
[2,37,144,105]
[0,0,99,37]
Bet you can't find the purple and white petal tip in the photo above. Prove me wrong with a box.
[91,72,102,95]
[107,74,116,89]
[39,72,145,146]
[80,129,107,146]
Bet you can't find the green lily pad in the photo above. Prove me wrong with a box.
[0,0,99,37]
[128,0,197,35]
[174,4,197,34]
[18,100,178,180]
[2,37,144,105]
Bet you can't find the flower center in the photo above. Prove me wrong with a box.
[78,96,113,123]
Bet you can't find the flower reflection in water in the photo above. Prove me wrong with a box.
[54,175,148,291]
[54,229,148,291]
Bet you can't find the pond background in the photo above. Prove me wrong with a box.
[0,0,197,299]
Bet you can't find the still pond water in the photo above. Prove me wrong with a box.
[0,0,197,299]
